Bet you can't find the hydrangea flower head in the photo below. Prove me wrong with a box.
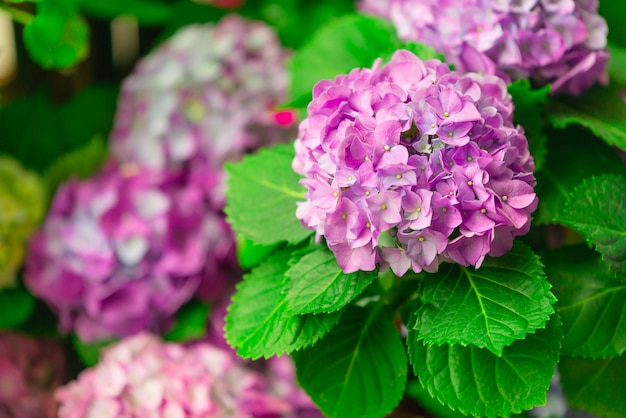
[294,50,537,275]
[204,300,324,417]
[25,163,237,342]
[111,15,294,205]
[0,332,68,418]
[0,156,45,289]
[359,0,609,95]
[56,334,304,418]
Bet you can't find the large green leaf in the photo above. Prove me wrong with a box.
[284,245,376,314]
[293,305,407,418]
[608,42,626,86]
[409,314,562,418]
[547,84,626,150]
[0,287,35,329]
[414,242,555,356]
[554,174,626,274]
[224,248,341,359]
[545,245,626,358]
[23,0,89,70]
[508,79,550,170]
[600,0,626,47]
[560,355,626,418]
[288,14,400,110]
[235,233,279,270]
[240,0,355,49]
[533,127,626,225]
[225,144,312,246]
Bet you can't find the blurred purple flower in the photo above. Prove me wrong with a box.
[111,15,295,207]
[0,331,68,418]
[56,333,313,418]
[26,164,237,342]
[26,15,296,342]
[360,0,609,95]
[294,50,537,274]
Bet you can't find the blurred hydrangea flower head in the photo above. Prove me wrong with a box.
[294,50,537,275]
[0,332,68,418]
[0,156,45,289]
[205,301,323,418]
[56,333,304,418]
[112,14,293,206]
[26,165,235,342]
[360,0,609,95]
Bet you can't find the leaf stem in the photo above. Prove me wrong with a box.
[0,4,35,25]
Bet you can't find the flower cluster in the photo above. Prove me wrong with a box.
[111,14,294,206]
[204,300,323,417]
[26,164,236,342]
[26,16,294,342]
[294,50,537,275]
[0,332,68,418]
[0,156,44,289]
[359,0,609,95]
[56,333,306,418]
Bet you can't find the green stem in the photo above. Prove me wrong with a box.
[0,4,35,25]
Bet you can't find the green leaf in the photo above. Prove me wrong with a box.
[23,0,89,70]
[76,0,174,25]
[406,380,471,418]
[608,42,626,86]
[284,245,376,314]
[560,355,626,418]
[547,84,626,150]
[0,85,118,172]
[43,135,107,199]
[225,143,311,246]
[600,0,626,47]
[414,242,555,356]
[293,305,407,418]
[243,0,356,49]
[163,299,210,342]
[533,127,626,225]
[0,287,35,329]
[409,314,562,418]
[225,248,341,359]
[554,174,626,274]
[508,79,550,170]
[72,334,115,367]
[544,245,626,358]
[235,233,280,270]
[288,14,400,110]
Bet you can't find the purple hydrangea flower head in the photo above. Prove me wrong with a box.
[294,50,537,275]
[359,0,609,95]
[111,15,295,207]
[0,332,69,418]
[25,163,238,342]
[55,333,301,417]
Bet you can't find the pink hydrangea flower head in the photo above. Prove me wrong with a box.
[56,334,298,418]
[0,332,68,418]
[294,50,537,275]
[111,15,294,207]
[359,0,609,95]
[25,163,238,342]
[204,300,323,417]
